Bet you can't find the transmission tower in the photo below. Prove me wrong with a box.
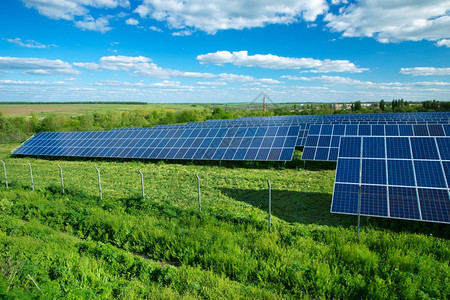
[250,92,277,112]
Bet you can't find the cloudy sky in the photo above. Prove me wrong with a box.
[0,0,449,103]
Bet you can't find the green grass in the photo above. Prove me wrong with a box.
[0,103,206,117]
[0,143,449,299]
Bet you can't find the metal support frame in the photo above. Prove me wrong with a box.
[138,170,145,200]
[357,184,361,242]
[27,162,34,191]
[95,166,102,200]
[196,174,201,214]
[57,164,64,194]
[0,160,7,188]
[357,147,363,242]
[268,180,272,233]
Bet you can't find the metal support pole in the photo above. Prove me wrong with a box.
[57,164,64,195]
[138,170,145,200]
[357,184,361,242]
[95,166,102,200]
[0,160,7,188]
[268,180,272,233]
[27,162,34,191]
[196,174,201,214]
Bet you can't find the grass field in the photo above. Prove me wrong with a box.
[0,103,207,117]
[0,143,449,299]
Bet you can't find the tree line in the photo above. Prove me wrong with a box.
[0,106,273,143]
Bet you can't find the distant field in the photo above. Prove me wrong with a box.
[0,103,206,117]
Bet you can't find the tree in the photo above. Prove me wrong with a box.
[352,101,362,111]
[379,99,385,111]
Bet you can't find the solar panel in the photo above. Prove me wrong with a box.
[331,136,450,224]
[13,125,301,162]
[302,124,449,161]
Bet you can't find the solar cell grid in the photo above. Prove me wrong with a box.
[332,136,450,224]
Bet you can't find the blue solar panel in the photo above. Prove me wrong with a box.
[418,189,450,223]
[386,137,411,159]
[387,160,416,186]
[335,158,360,183]
[361,159,386,185]
[414,161,447,188]
[388,186,420,220]
[436,138,450,160]
[360,185,388,217]
[410,137,439,159]
[315,148,329,161]
[14,125,300,162]
[302,147,316,160]
[363,137,385,158]
[332,136,450,224]
[332,183,359,214]
[339,137,361,158]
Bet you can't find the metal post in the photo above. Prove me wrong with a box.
[95,166,102,200]
[357,184,361,242]
[196,174,201,214]
[0,160,7,188]
[268,180,272,233]
[57,164,64,194]
[138,170,145,200]
[27,162,34,191]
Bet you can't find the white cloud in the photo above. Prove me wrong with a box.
[436,39,450,48]
[0,56,80,75]
[74,55,152,71]
[75,16,111,33]
[216,73,255,82]
[21,0,130,20]
[325,1,450,43]
[196,81,227,86]
[5,38,56,49]
[134,0,328,34]
[74,55,216,78]
[197,50,367,73]
[400,67,450,76]
[216,73,280,85]
[73,55,285,86]
[125,18,139,26]
[149,26,162,32]
[282,75,366,85]
[172,30,193,37]
[0,79,68,85]
[282,75,450,90]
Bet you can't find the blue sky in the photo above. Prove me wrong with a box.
[0,0,449,103]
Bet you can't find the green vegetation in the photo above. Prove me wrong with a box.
[0,143,448,299]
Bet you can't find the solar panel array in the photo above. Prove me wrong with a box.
[302,124,450,161]
[332,136,450,223]
[12,111,450,224]
[13,125,300,161]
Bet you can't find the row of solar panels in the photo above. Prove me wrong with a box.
[13,125,300,161]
